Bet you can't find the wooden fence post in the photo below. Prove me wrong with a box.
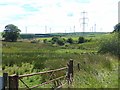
[3,73,8,89]
[77,63,80,71]
[67,59,73,85]
[9,74,19,90]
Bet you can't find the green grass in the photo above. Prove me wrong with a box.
[72,55,118,88]
[2,33,119,88]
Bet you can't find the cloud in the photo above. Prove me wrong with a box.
[87,0,118,31]
[67,12,74,17]
[22,4,39,12]
[66,0,90,3]
[0,0,119,33]
[56,2,62,7]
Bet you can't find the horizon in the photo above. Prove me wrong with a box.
[20,31,110,34]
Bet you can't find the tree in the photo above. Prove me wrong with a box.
[52,36,59,42]
[57,38,65,46]
[2,24,21,42]
[78,36,85,43]
[113,23,120,33]
[67,38,74,44]
[51,36,65,46]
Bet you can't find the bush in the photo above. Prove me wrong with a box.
[78,36,85,43]
[51,36,65,46]
[85,38,92,42]
[67,38,74,44]
[57,38,65,46]
[52,36,59,42]
[43,39,47,43]
[98,33,120,57]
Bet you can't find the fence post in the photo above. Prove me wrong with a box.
[67,59,73,85]
[3,73,8,89]
[9,74,19,90]
[77,63,80,71]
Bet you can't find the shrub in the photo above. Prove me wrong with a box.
[57,38,65,46]
[67,38,74,44]
[52,36,59,42]
[78,36,85,43]
[113,23,120,33]
[43,39,47,43]
[51,36,65,46]
[85,38,92,42]
[98,33,120,57]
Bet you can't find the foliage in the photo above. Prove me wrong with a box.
[73,62,118,88]
[57,38,65,46]
[2,24,21,42]
[43,39,47,43]
[51,36,59,43]
[67,38,74,44]
[2,33,118,88]
[85,38,92,42]
[78,36,85,43]
[51,36,65,46]
[113,23,120,33]
[98,33,120,57]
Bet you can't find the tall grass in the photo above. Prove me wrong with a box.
[99,33,119,57]
[72,54,118,88]
[2,33,118,88]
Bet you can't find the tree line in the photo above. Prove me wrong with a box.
[43,36,90,46]
[1,23,120,42]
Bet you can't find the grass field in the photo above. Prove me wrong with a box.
[2,32,119,88]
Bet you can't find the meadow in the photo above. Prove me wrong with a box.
[2,33,119,88]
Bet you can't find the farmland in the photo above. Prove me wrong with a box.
[2,32,119,88]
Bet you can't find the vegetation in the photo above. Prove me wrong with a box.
[78,36,85,43]
[67,38,74,44]
[99,33,119,57]
[50,36,65,45]
[2,24,21,42]
[2,32,118,88]
[113,23,120,33]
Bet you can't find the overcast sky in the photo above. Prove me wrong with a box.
[0,0,119,33]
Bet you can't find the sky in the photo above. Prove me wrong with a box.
[0,0,119,33]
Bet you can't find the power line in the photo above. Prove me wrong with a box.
[45,25,47,34]
[73,25,75,33]
[92,26,94,32]
[80,11,88,35]
[49,27,51,33]
[25,26,27,34]
[94,24,96,32]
